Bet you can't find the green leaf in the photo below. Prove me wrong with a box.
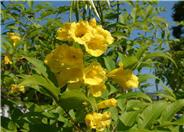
[119,14,129,24]
[60,90,88,110]
[151,16,167,25]
[119,53,138,69]
[160,84,176,98]
[143,5,153,20]
[27,0,33,8]
[118,92,152,103]
[103,56,116,71]
[138,101,168,129]
[138,74,162,84]
[1,117,17,132]
[19,74,59,101]
[119,111,140,127]
[143,52,177,67]
[25,57,48,78]
[136,45,149,60]
[157,93,176,102]
[159,99,184,123]
[131,7,137,23]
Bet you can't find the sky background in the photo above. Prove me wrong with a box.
[1,0,180,93]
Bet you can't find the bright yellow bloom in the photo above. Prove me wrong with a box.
[85,112,111,131]
[89,18,114,45]
[7,32,20,46]
[84,18,114,57]
[83,62,106,86]
[88,83,106,97]
[56,18,114,57]
[10,84,24,93]
[44,44,84,87]
[97,98,117,109]
[4,51,12,64]
[84,34,108,57]
[56,21,93,45]
[108,62,139,90]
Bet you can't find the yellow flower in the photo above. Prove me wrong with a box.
[88,83,106,97]
[4,51,12,64]
[85,112,111,131]
[7,32,20,46]
[56,18,114,57]
[45,44,83,72]
[97,98,117,109]
[84,18,114,57]
[108,62,139,90]
[10,84,24,93]
[89,18,114,45]
[44,44,84,87]
[56,21,93,45]
[83,62,106,86]
[84,34,108,57]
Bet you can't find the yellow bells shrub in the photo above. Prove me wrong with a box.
[7,32,20,46]
[83,62,106,86]
[56,21,93,45]
[4,51,12,64]
[108,62,139,90]
[44,44,84,87]
[88,82,106,97]
[10,84,24,93]
[97,98,117,109]
[85,112,111,131]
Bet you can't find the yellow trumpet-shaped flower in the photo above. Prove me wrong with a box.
[84,18,114,57]
[83,62,106,86]
[44,44,84,87]
[4,51,12,64]
[97,98,117,109]
[108,62,139,90]
[56,18,114,57]
[7,32,20,46]
[84,34,108,57]
[85,112,111,131]
[10,84,24,93]
[56,21,93,45]
[88,82,106,97]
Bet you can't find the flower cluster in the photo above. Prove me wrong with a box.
[85,112,111,131]
[97,98,117,109]
[56,18,114,57]
[44,18,139,131]
[7,32,20,46]
[10,84,24,93]
[4,51,12,64]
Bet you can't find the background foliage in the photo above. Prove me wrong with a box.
[1,1,184,132]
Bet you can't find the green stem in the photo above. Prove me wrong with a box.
[83,1,87,20]
[69,0,73,22]
[75,0,79,22]
[116,1,120,31]
[97,1,104,25]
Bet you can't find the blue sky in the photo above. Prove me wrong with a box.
[2,1,179,93]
